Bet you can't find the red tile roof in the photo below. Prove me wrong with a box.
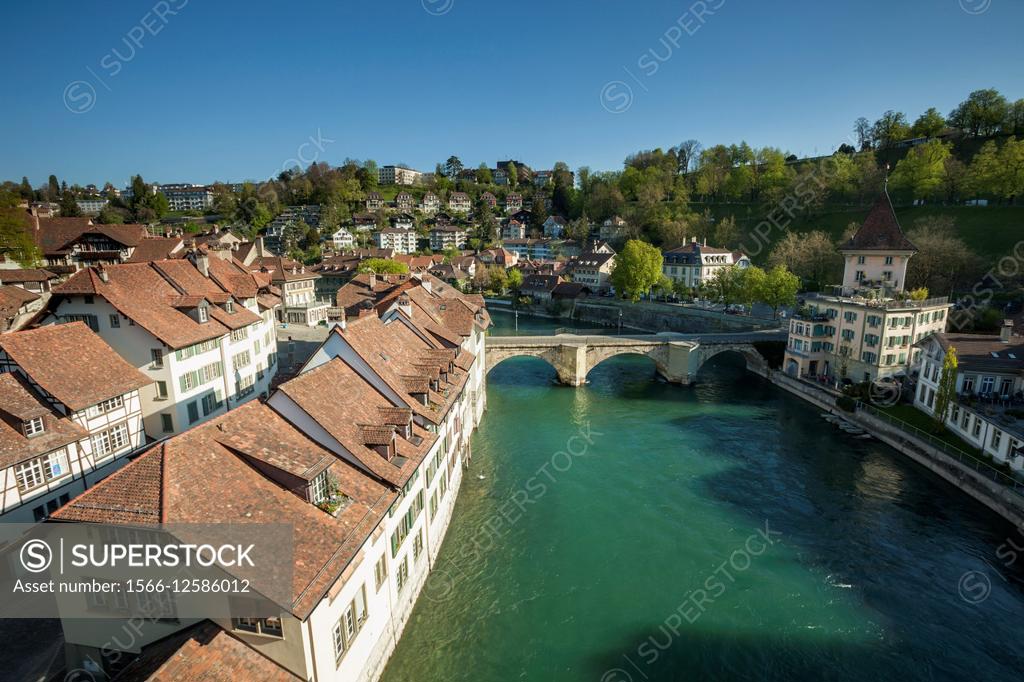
[113,621,301,682]
[125,237,185,263]
[53,400,396,619]
[0,373,87,468]
[53,262,255,350]
[0,322,153,411]
[843,192,917,252]
[0,268,58,284]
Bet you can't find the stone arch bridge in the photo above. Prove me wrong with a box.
[485,330,785,386]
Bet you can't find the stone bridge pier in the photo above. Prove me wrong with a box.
[485,333,774,387]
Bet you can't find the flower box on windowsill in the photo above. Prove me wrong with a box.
[316,494,352,517]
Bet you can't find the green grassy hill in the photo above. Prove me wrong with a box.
[697,202,1024,263]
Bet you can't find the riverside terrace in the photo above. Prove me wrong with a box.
[485,329,786,386]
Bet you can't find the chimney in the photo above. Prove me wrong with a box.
[397,293,412,318]
[368,272,377,289]
[96,265,109,283]
[255,236,266,258]
[194,253,209,277]
[1000,319,1013,343]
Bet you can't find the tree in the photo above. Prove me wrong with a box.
[58,191,81,217]
[96,205,126,224]
[888,139,951,201]
[755,265,799,318]
[487,266,508,293]
[965,140,1002,198]
[702,266,746,306]
[0,191,42,266]
[676,139,702,173]
[932,347,959,431]
[609,239,663,302]
[948,88,1009,137]
[854,117,873,150]
[507,268,523,292]
[506,162,518,189]
[358,258,409,274]
[712,214,739,248]
[910,107,946,138]
[767,231,842,288]
[872,110,910,148]
[47,175,60,202]
[905,216,983,294]
[444,156,463,180]
[1004,99,1024,136]
[18,177,33,200]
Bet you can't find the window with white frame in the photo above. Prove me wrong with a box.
[91,422,130,458]
[309,472,329,504]
[395,556,409,594]
[90,395,124,416]
[230,327,249,342]
[15,449,70,492]
[23,416,44,437]
[374,555,387,591]
[332,585,368,663]
[232,350,251,372]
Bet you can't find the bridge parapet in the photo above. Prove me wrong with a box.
[486,332,778,386]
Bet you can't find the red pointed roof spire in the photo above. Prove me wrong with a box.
[842,191,916,252]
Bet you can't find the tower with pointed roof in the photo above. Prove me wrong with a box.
[839,191,917,294]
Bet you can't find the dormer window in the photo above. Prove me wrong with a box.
[23,417,44,437]
[310,471,329,504]
[197,303,209,323]
[225,300,234,314]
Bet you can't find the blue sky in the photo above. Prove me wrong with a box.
[2,0,1022,187]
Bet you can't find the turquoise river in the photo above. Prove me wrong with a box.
[381,311,1024,681]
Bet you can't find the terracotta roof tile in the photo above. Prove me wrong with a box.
[113,621,301,682]
[0,373,87,468]
[0,322,153,411]
[843,192,917,252]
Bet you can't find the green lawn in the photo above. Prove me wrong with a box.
[693,201,1024,263]
[875,403,983,455]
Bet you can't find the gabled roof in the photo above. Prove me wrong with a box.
[113,621,301,682]
[0,285,39,315]
[0,322,153,411]
[54,262,238,349]
[126,236,185,263]
[277,358,434,488]
[0,268,59,284]
[53,400,396,619]
[0,373,87,467]
[842,192,917,252]
[30,217,149,255]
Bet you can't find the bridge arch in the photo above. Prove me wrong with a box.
[585,344,671,381]
[485,344,584,385]
[688,344,768,381]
